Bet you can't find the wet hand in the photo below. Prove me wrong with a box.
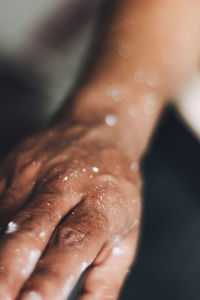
[0,122,142,300]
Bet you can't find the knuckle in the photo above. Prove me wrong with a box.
[13,155,41,178]
[39,164,68,191]
[55,227,86,248]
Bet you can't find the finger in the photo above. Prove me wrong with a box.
[0,184,81,299]
[19,198,108,300]
[0,159,42,230]
[80,231,140,300]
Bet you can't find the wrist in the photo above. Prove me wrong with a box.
[59,82,165,160]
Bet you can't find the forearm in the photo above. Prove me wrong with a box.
[61,0,200,160]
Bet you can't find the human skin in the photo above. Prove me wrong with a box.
[0,0,200,299]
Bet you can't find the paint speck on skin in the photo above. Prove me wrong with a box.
[105,115,117,127]
[130,162,139,172]
[82,168,87,173]
[114,235,122,244]
[6,221,18,234]
[21,249,41,278]
[105,86,126,102]
[132,198,138,204]
[89,175,93,179]
[23,291,43,300]
[131,220,139,229]
[39,232,46,238]
[112,247,123,256]
[92,167,99,173]
[62,275,75,298]
[64,176,68,182]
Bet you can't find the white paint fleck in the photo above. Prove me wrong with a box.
[39,231,46,238]
[130,162,139,172]
[89,175,93,179]
[92,167,99,173]
[105,86,125,102]
[64,176,69,182]
[82,168,87,173]
[23,291,43,300]
[131,220,139,229]
[6,221,18,234]
[21,249,41,278]
[62,275,75,298]
[112,247,123,256]
[114,235,122,243]
[132,198,138,204]
[105,115,117,127]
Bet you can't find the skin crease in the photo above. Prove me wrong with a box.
[0,0,200,299]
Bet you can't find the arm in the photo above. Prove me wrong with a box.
[0,1,199,300]
[67,0,200,159]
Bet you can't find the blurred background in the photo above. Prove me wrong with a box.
[0,1,199,299]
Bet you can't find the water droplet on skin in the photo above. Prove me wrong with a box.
[82,168,87,173]
[132,220,139,229]
[92,167,99,173]
[113,235,122,244]
[39,232,46,238]
[130,162,139,172]
[105,86,125,102]
[6,221,18,234]
[105,115,117,127]
[47,202,51,206]
[64,176,68,182]
[112,247,123,256]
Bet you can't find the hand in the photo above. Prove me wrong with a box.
[0,121,142,300]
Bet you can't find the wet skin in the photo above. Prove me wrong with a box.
[0,122,142,300]
[0,0,200,299]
